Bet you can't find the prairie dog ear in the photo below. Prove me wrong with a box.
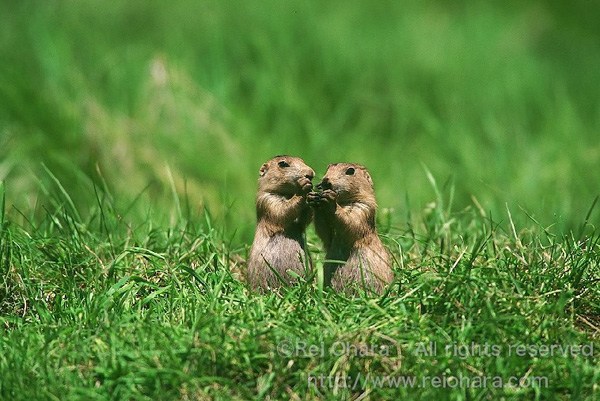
[259,163,269,177]
[364,170,373,187]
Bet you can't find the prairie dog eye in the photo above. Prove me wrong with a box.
[345,167,355,175]
[278,160,290,168]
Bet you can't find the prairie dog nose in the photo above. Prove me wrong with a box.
[317,177,331,191]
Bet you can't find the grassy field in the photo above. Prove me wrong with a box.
[1,0,599,399]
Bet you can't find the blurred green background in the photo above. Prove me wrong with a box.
[1,0,599,240]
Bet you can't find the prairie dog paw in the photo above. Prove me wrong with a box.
[306,191,321,206]
[320,189,337,202]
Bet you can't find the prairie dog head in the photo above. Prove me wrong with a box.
[258,155,315,196]
[317,163,375,204]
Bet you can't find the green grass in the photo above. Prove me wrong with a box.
[2,0,600,231]
[1,178,598,400]
[1,0,600,399]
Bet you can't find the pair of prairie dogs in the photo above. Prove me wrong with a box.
[247,155,393,295]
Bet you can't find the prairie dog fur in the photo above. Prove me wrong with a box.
[308,163,393,294]
[247,155,315,291]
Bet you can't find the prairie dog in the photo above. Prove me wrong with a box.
[308,163,393,294]
[247,155,315,291]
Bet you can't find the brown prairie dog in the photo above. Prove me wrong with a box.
[247,155,315,291]
[307,163,393,294]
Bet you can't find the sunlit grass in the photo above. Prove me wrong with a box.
[1,1,599,399]
[0,176,598,400]
[1,0,599,233]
